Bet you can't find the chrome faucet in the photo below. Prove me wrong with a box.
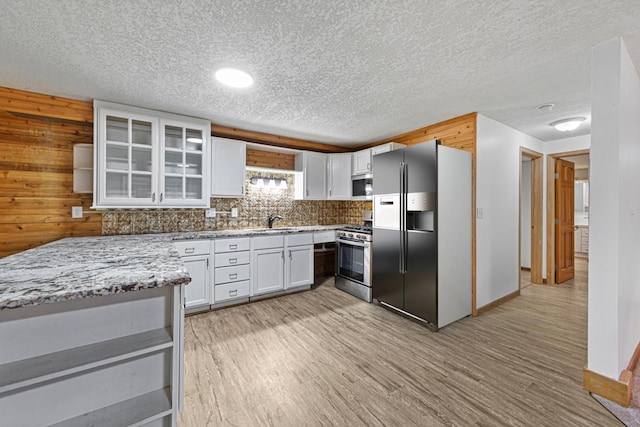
[268,214,283,228]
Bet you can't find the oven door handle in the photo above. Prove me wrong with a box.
[336,238,370,248]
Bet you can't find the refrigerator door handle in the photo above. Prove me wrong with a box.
[402,162,408,273]
[399,163,404,274]
[399,162,406,274]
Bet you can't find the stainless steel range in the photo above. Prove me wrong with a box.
[335,222,373,302]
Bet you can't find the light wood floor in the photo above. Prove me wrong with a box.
[179,259,618,426]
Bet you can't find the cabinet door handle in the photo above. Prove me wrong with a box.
[367,162,370,170]
[306,189,309,196]
[229,258,238,264]
[229,273,238,280]
[241,185,244,194]
[229,290,238,297]
[184,248,195,254]
[229,244,238,250]
[152,192,156,202]
[281,251,284,260]
[160,193,164,202]
[329,189,332,196]
[289,250,292,259]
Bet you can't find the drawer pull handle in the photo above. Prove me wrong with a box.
[229,273,238,279]
[184,248,195,254]
[229,244,238,250]
[229,258,238,264]
[229,290,238,297]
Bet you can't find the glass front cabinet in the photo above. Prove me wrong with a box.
[93,101,210,208]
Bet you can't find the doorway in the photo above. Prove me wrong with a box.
[520,148,544,290]
[546,150,590,285]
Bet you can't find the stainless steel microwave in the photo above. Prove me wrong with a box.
[352,174,373,200]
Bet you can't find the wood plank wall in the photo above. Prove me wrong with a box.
[246,148,295,170]
[0,87,99,258]
[361,112,477,151]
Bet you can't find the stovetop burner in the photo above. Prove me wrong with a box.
[342,225,372,234]
[336,225,373,242]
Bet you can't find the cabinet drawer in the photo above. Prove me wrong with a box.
[581,236,589,245]
[285,233,313,247]
[215,251,250,267]
[582,228,589,236]
[215,238,250,253]
[215,264,250,284]
[252,235,284,250]
[214,280,250,303]
[582,245,589,253]
[174,240,210,257]
[313,230,335,244]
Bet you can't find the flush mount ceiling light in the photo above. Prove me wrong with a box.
[214,67,254,88]
[550,117,586,132]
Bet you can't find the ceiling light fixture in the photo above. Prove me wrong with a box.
[186,137,203,143]
[214,67,254,88]
[550,117,586,132]
[249,176,288,189]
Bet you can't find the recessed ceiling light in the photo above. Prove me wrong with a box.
[550,117,586,132]
[214,67,254,88]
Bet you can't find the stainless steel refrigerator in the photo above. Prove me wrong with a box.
[372,140,472,330]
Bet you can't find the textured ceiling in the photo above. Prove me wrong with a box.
[1,1,639,147]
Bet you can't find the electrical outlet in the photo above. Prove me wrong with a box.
[205,208,216,218]
[71,206,83,219]
[231,208,238,217]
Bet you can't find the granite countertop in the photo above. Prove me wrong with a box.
[173,225,343,241]
[0,226,342,310]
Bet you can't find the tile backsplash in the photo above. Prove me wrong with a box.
[102,171,371,235]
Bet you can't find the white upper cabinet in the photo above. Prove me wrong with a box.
[160,119,209,207]
[371,142,406,156]
[352,148,372,176]
[211,137,246,197]
[327,153,352,200]
[96,108,158,207]
[93,101,210,209]
[294,151,327,200]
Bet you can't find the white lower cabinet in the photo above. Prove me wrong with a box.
[286,245,314,289]
[251,234,315,296]
[214,280,251,303]
[213,238,251,304]
[284,233,314,289]
[182,256,210,309]
[176,233,317,310]
[252,247,285,296]
[175,240,211,310]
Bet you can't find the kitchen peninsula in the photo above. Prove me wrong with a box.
[0,225,339,426]
[0,234,189,427]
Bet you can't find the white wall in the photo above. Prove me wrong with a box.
[520,160,531,268]
[545,134,590,155]
[588,37,640,379]
[476,115,543,308]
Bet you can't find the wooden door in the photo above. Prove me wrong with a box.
[555,159,575,283]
